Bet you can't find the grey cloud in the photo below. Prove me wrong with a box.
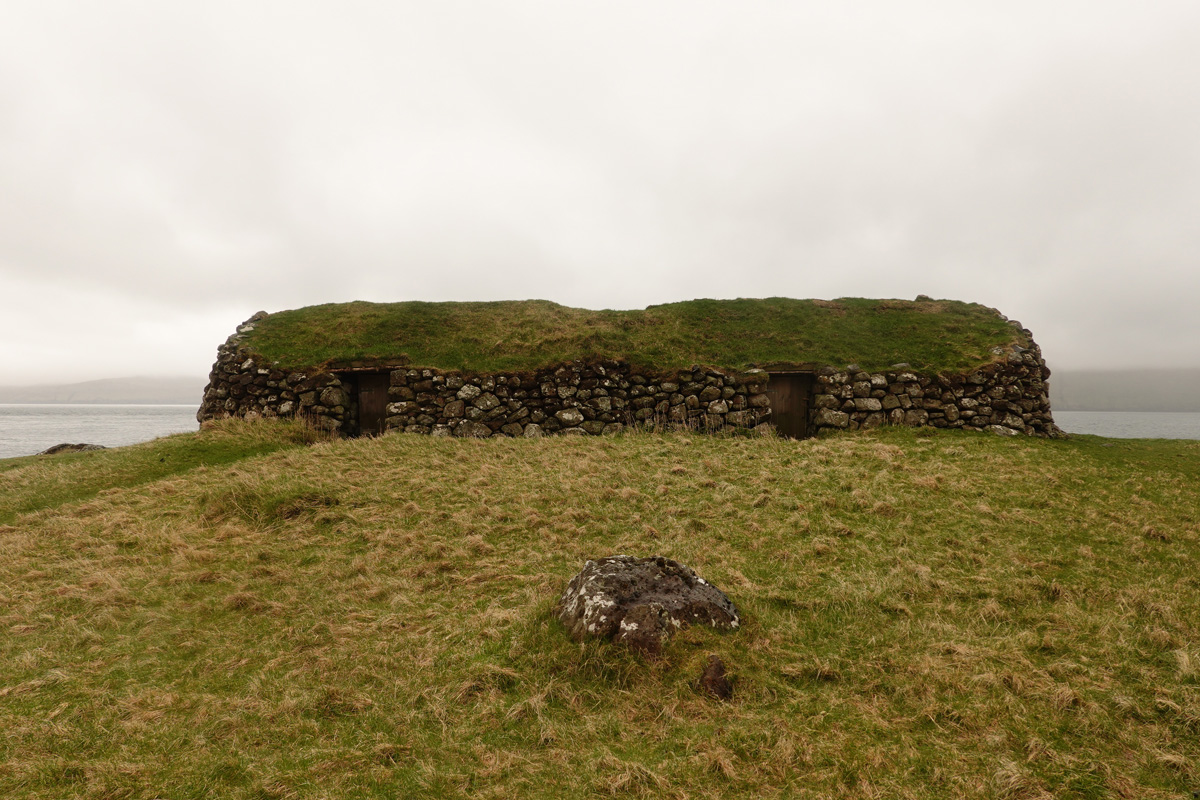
[2,1,1200,384]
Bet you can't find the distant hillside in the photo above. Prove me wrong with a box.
[1050,368,1200,411]
[0,376,206,405]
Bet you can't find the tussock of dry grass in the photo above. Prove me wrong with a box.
[1,423,1198,798]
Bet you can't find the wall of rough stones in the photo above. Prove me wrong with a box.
[198,315,1061,438]
[378,362,771,438]
[196,314,353,433]
[808,334,1059,437]
[196,316,773,436]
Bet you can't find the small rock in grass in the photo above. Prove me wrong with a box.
[38,443,107,455]
[556,555,739,657]
[697,654,733,700]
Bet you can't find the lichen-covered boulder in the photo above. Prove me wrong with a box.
[556,555,739,656]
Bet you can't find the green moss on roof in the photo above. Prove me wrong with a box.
[242,297,1028,375]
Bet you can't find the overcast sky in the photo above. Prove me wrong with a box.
[2,1,1198,385]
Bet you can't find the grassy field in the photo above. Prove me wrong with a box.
[2,421,1198,799]
[242,297,1024,375]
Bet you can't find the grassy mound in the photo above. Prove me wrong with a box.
[241,297,1025,375]
[2,422,1198,798]
[0,419,331,525]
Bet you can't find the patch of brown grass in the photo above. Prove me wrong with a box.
[1,425,1199,798]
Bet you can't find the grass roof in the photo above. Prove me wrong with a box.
[241,297,1028,376]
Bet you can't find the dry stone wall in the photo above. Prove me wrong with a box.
[380,362,771,438]
[198,315,1062,438]
[197,316,773,436]
[808,335,1060,437]
[196,314,354,433]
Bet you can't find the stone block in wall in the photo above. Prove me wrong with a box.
[814,409,850,428]
[861,412,886,429]
[726,410,759,427]
[320,386,348,407]
[474,393,500,410]
[454,420,492,438]
[1000,412,1025,429]
[556,408,584,427]
[813,394,839,410]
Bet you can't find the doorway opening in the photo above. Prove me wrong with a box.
[763,372,815,439]
[345,372,390,436]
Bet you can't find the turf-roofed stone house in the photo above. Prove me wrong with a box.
[197,298,1062,439]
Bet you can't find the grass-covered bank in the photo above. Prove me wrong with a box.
[0,419,331,525]
[1,423,1198,799]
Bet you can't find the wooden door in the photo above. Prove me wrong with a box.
[763,373,813,439]
[356,373,390,436]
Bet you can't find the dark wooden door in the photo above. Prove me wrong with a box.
[356,373,390,436]
[763,373,813,439]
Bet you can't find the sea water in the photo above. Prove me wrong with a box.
[2,406,1197,461]
[1052,411,1200,440]
[0,404,199,459]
